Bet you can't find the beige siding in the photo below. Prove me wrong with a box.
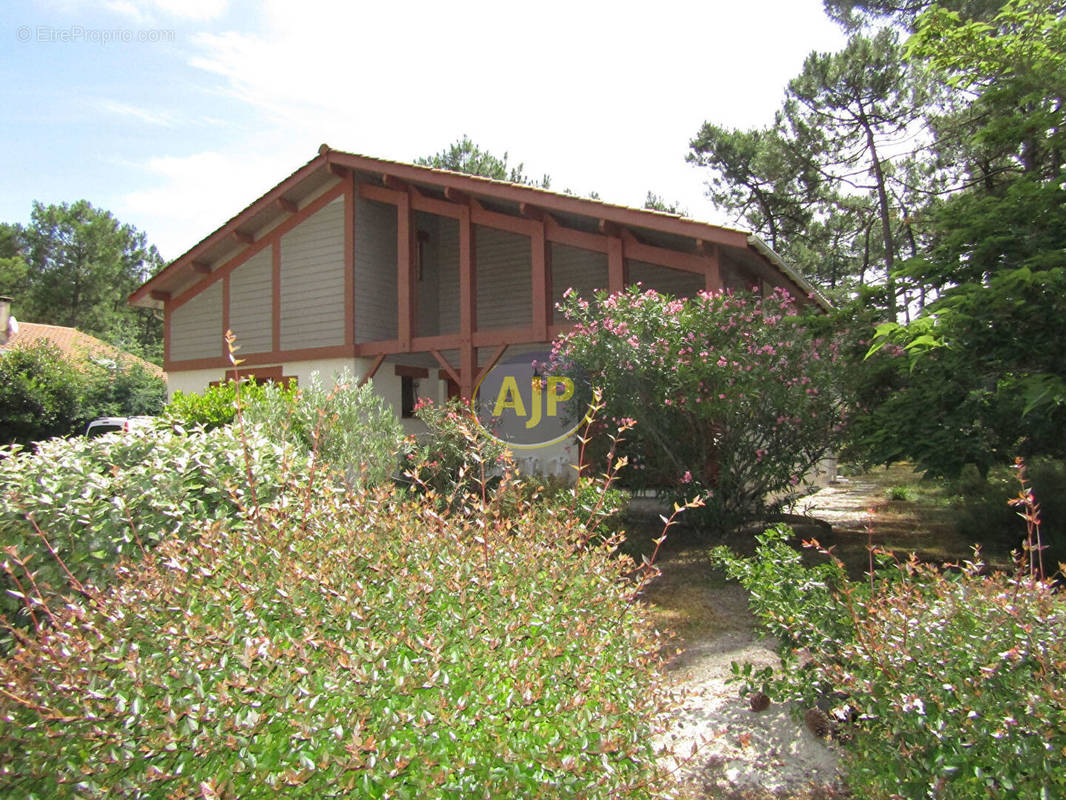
[627,260,705,298]
[550,243,608,323]
[354,195,398,342]
[437,216,459,334]
[722,253,756,292]
[280,198,345,350]
[228,248,273,354]
[476,226,531,329]
[170,281,222,361]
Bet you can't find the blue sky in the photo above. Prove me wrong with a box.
[1,1,846,261]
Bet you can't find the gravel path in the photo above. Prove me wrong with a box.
[645,478,890,799]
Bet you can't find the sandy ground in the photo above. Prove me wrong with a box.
[645,476,899,799]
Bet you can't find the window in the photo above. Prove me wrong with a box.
[401,375,417,418]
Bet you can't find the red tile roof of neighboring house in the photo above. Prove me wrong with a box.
[1,322,166,380]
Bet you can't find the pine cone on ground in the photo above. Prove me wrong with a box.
[804,707,832,738]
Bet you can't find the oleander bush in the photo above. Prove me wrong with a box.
[0,429,675,798]
[712,520,1066,799]
[554,286,846,531]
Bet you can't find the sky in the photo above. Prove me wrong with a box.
[0,0,847,261]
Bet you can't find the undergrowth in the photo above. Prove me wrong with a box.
[0,351,685,798]
[711,461,1066,799]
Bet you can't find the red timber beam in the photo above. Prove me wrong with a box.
[458,199,477,399]
[359,353,387,386]
[476,344,508,387]
[429,350,461,388]
[696,240,722,291]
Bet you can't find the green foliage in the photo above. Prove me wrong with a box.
[409,397,509,502]
[555,287,846,530]
[0,341,84,445]
[0,432,673,798]
[0,341,167,446]
[713,524,1066,799]
[163,379,277,431]
[951,458,1066,561]
[80,359,167,423]
[0,422,302,626]
[244,370,405,490]
[886,484,914,501]
[416,135,551,188]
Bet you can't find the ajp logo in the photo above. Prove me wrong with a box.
[472,349,588,448]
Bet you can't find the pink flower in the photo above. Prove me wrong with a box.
[681,471,693,484]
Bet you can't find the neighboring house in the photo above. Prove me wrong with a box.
[130,146,825,469]
[0,299,164,381]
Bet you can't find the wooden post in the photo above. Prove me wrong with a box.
[459,206,477,398]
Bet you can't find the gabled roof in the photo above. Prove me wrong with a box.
[131,145,829,310]
[1,322,165,379]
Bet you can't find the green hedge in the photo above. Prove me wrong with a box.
[0,421,302,625]
[0,429,673,798]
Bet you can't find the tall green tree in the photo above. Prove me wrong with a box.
[784,28,926,315]
[858,0,1066,476]
[822,0,1004,30]
[416,135,551,188]
[688,122,820,254]
[0,222,28,299]
[20,201,163,362]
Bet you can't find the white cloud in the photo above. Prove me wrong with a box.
[120,145,307,259]
[123,0,846,255]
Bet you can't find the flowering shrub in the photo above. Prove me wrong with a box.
[555,286,844,528]
[0,424,675,798]
[712,522,1066,799]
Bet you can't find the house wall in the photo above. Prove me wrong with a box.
[354,195,398,342]
[280,197,346,350]
[550,243,608,323]
[414,211,440,338]
[228,248,272,354]
[476,226,531,329]
[627,259,705,297]
[170,281,222,362]
[436,216,460,334]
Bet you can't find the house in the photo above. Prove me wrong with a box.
[0,297,164,380]
[130,146,825,469]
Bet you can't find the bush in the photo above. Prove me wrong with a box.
[0,435,674,798]
[0,421,304,626]
[409,397,509,503]
[163,379,281,431]
[0,342,167,446]
[243,370,405,490]
[554,286,845,530]
[952,458,1066,562]
[712,526,1066,799]
[0,341,85,445]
